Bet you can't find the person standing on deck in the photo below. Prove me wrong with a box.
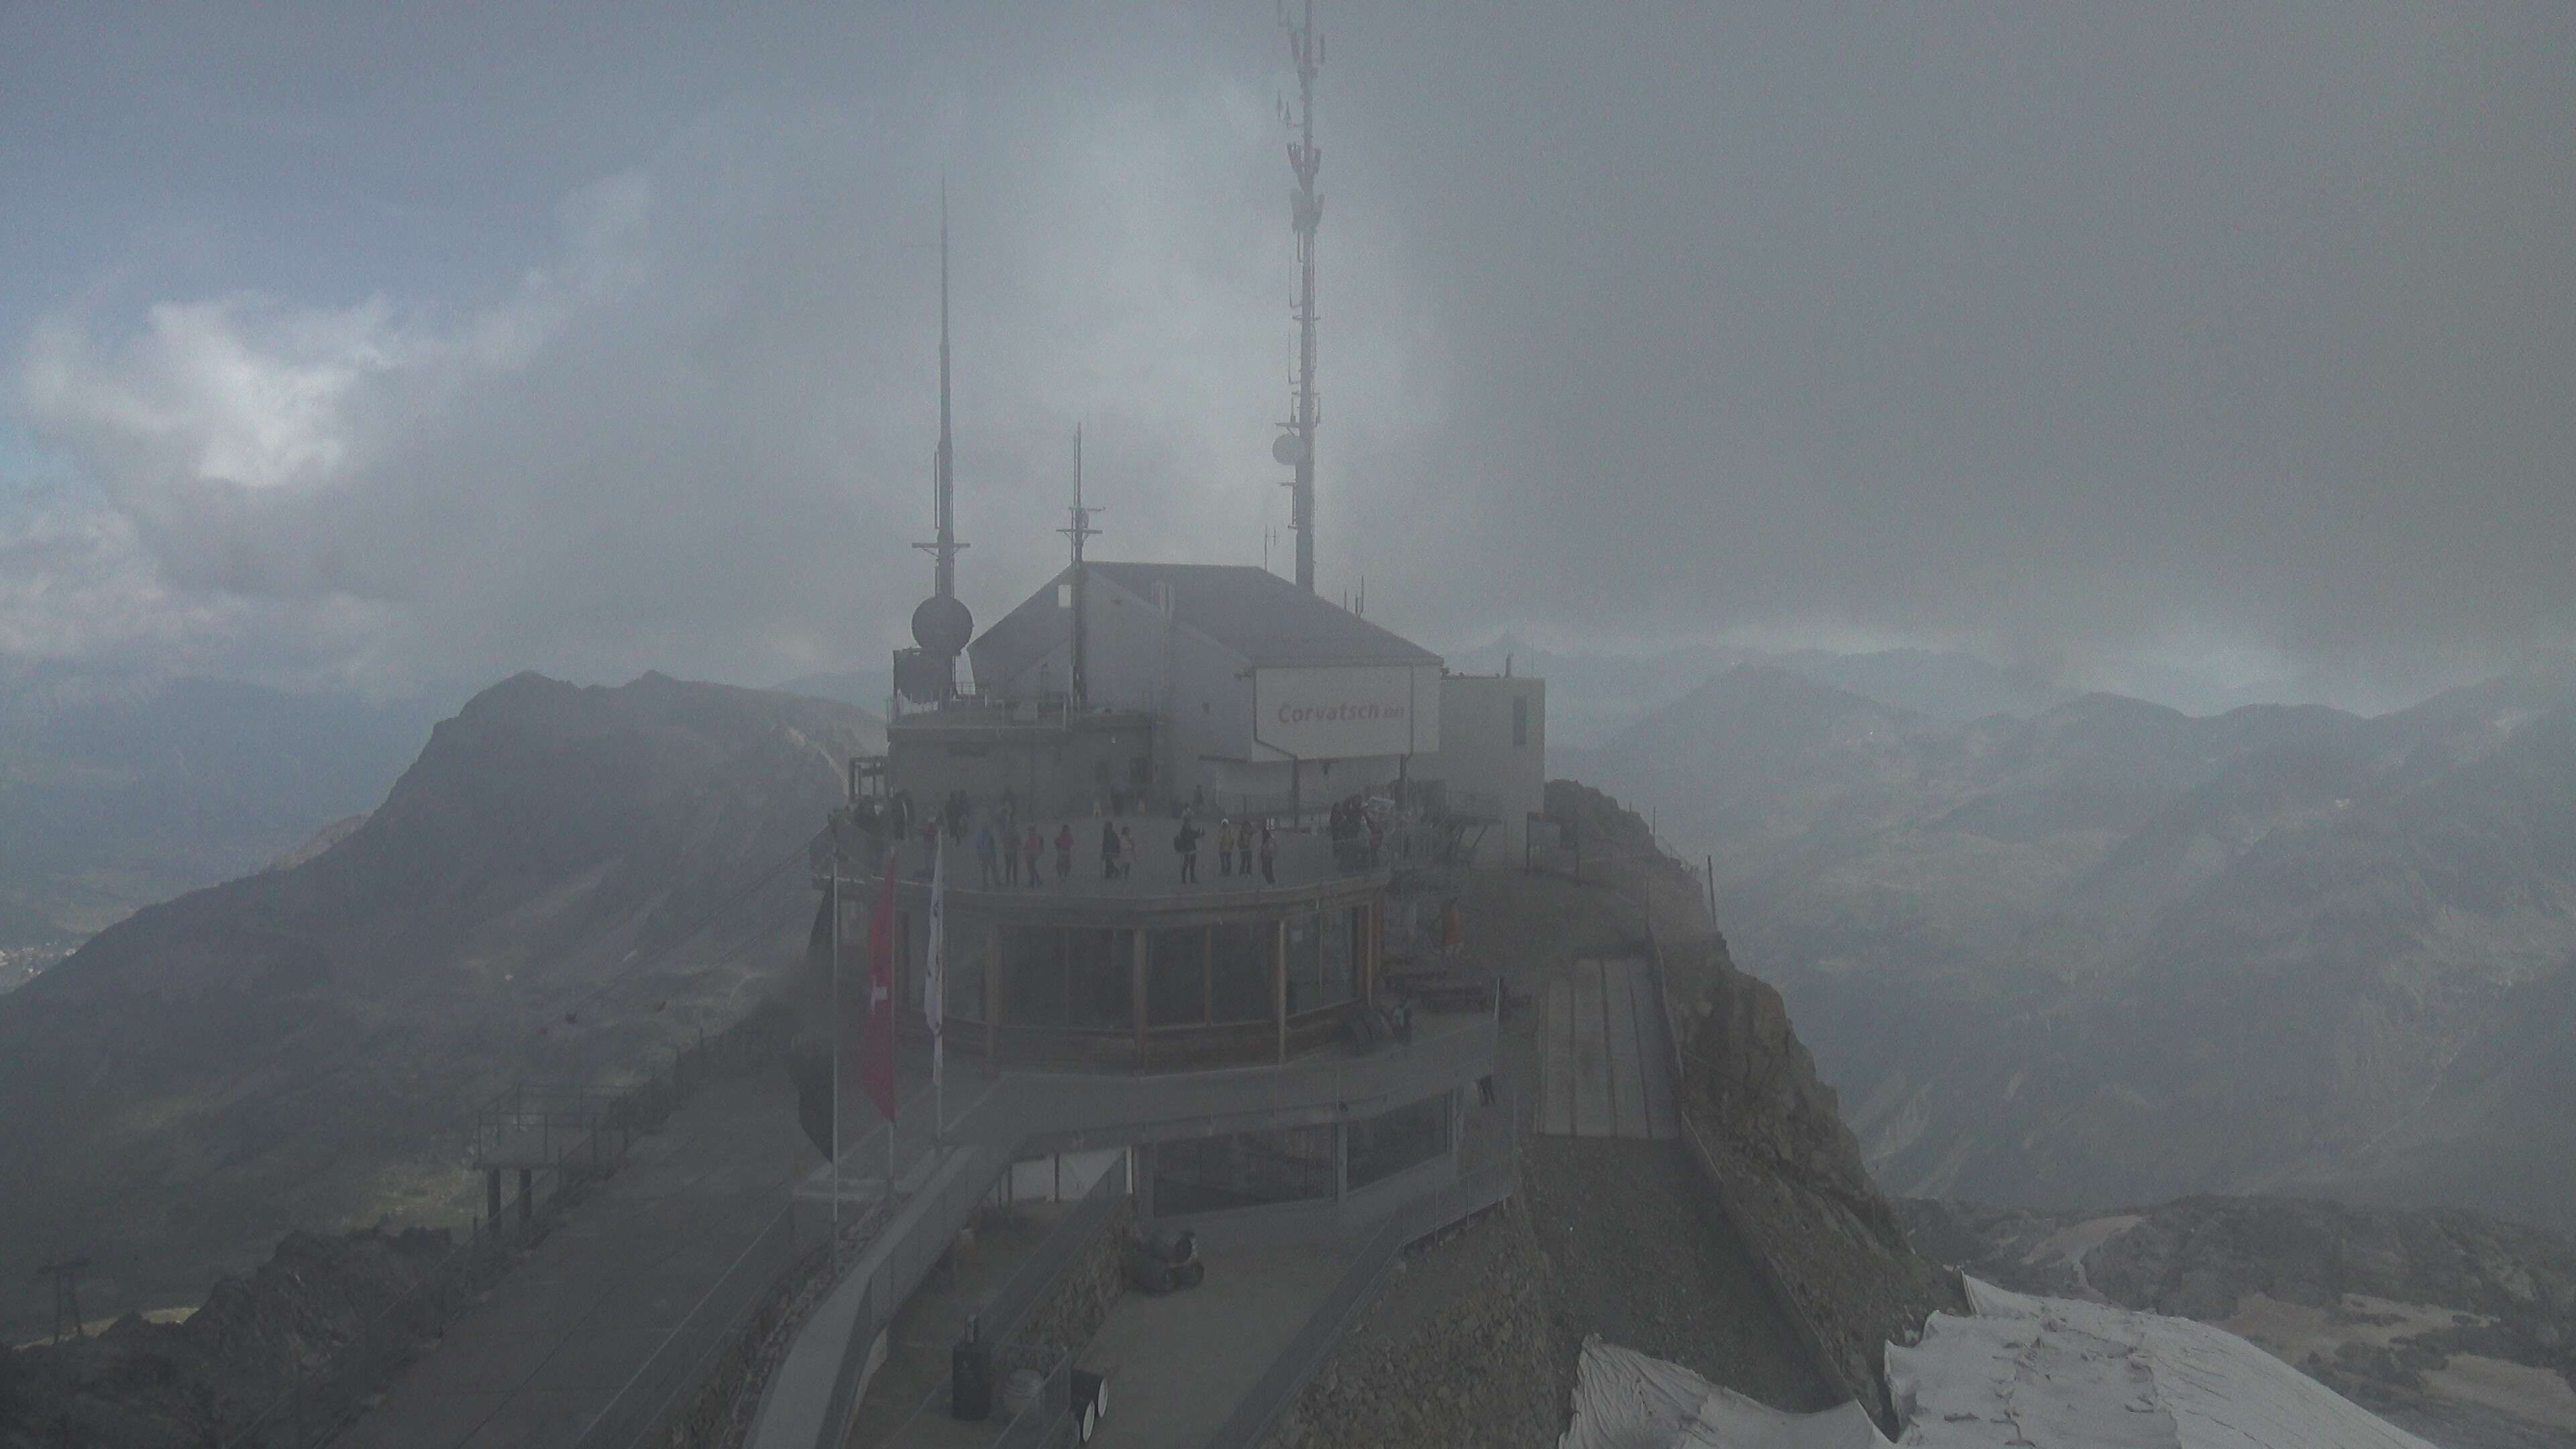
[1002,817,1022,886]
[977,821,1000,888]
[1101,820,1121,879]
[1175,816,1203,883]
[1258,819,1277,885]
[1119,824,1138,878]
[1055,823,1075,881]
[1023,823,1044,888]
[1215,818,1236,877]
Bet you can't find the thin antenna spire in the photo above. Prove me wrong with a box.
[915,182,965,602]
[1059,423,1105,710]
[1277,0,1324,594]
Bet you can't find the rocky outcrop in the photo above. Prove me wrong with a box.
[1018,1197,1134,1356]
[1541,780,1966,1433]
[1,1228,462,1449]
[1266,1205,1561,1449]
[1666,930,1967,1434]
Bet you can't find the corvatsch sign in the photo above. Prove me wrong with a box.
[1253,664,1442,759]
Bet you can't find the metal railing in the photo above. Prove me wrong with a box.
[981,1155,1130,1346]
[744,1142,1017,1449]
[215,1004,793,1449]
[1204,1155,1517,1449]
[567,1201,800,1449]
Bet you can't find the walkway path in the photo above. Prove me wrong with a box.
[1538,957,1676,1139]
[1079,1239,1366,1449]
[339,1072,817,1449]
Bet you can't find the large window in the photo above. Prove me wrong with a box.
[1322,905,1358,1008]
[1152,1125,1337,1214]
[1065,928,1131,1030]
[1347,1093,1451,1189]
[1147,928,1205,1026]
[1002,926,1133,1030]
[1210,922,1271,1024]
[1001,925,1065,1027]
[1287,908,1358,1016]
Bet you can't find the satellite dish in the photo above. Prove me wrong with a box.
[1271,432,1306,467]
[911,594,974,655]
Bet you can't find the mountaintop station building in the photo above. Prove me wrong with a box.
[810,558,1543,1242]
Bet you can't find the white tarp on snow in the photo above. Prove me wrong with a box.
[1560,1277,2437,1449]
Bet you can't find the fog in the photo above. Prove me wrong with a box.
[4,1,2569,712]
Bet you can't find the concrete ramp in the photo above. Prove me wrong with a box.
[747,1142,1011,1449]
[1539,958,1676,1140]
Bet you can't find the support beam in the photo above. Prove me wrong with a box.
[1132,928,1150,1063]
[1275,918,1290,1065]
[986,922,1003,1076]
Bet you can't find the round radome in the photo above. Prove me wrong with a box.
[911,594,975,654]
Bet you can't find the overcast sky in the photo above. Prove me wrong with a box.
[3,1,2569,714]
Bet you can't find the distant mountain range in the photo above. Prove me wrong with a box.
[0,672,879,1335]
[1447,638,2074,747]
[0,668,445,950]
[1579,649,2576,1234]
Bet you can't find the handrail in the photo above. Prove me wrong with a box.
[978,1153,1132,1346]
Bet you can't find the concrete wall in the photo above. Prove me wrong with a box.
[1417,676,1546,862]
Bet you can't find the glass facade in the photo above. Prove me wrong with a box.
[1152,1124,1338,1214]
[1285,907,1358,1016]
[1210,922,1271,1024]
[1146,928,1204,1026]
[1065,928,1131,1030]
[1003,925,1133,1030]
[1347,1093,1452,1189]
[923,893,1373,1054]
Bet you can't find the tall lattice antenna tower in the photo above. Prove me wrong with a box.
[1273,0,1324,594]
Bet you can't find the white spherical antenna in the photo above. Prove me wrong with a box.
[1271,432,1306,467]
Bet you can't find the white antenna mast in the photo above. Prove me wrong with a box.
[1273,0,1324,594]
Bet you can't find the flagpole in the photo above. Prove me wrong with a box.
[889,847,902,1192]
[930,838,946,1146]
[828,863,841,1233]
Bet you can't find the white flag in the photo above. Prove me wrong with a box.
[924,837,947,1085]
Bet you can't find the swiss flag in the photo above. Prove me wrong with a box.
[863,855,900,1124]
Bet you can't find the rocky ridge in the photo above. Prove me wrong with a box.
[1544,782,1966,1432]
[0,672,881,1340]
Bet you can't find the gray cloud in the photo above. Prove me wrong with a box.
[3,2,2569,709]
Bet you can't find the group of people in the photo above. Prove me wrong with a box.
[1170,812,1276,885]
[974,817,1074,888]
[863,784,1301,890]
[1326,794,1387,865]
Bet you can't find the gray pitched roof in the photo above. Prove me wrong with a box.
[969,562,1440,686]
